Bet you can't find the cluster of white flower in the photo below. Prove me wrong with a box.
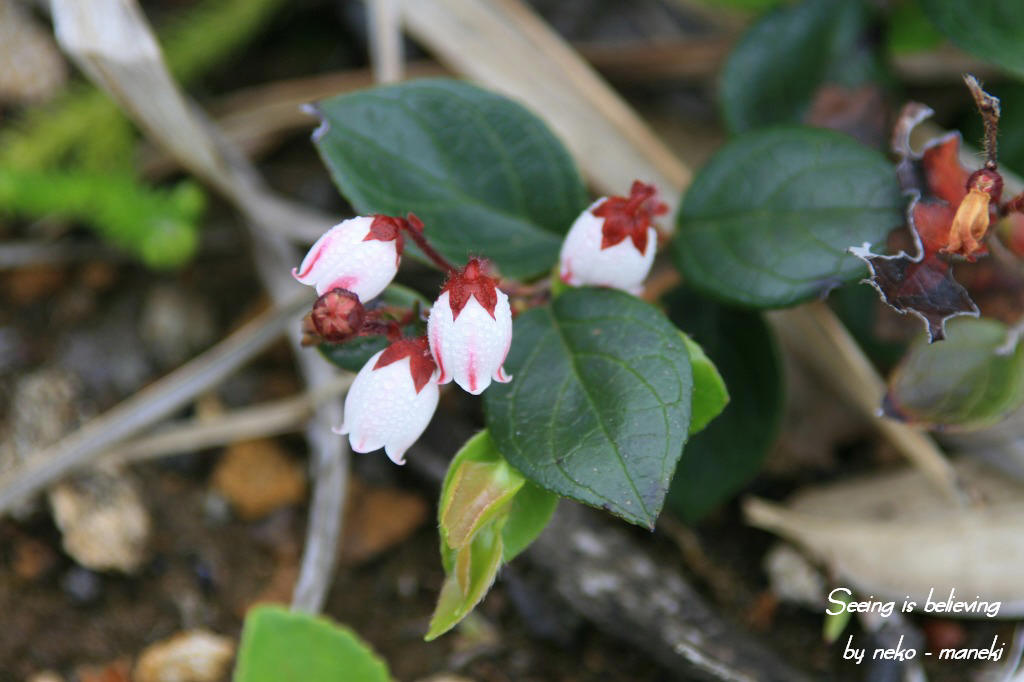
[293,181,664,464]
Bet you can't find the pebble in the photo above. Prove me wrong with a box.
[61,566,102,604]
[133,630,234,682]
[211,439,307,520]
[49,469,151,573]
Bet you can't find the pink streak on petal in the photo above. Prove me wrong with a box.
[326,275,357,292]
[494,365,512,383]
[295,236,332,278]
[431,314,450,383]
[467,350,477,393]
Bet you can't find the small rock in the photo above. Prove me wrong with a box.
[133,630,234,682]
[340,477,428,565]
[49,469,151,573]
[11,535,58,581]
[138,285,216,367]
[75,658,131,682]
[212,439,307,520]
[4,264,65,305]
[26,671,64,682]
[61,566,102,604]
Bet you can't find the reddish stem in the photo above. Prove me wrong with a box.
[360,320,403,341]
[401,213,459,275]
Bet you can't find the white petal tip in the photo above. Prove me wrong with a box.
[385,449,408,465]
[494,368,513,384]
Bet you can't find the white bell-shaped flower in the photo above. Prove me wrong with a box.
[558,181,666,295]
[427,259,513,395]
[335,338,439,465]
[292,215,403,302]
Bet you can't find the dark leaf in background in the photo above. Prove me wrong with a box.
[720,0,884,135]
[885,317,1024,429]
[313,78,589,279]
[919,0,1024,79]
[664,288,783,522]
[673,126,903,309]
[886,0,945,55]
[484,288,693,528]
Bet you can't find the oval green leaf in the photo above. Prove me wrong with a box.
[312,78,589,279]
[721,0,882,133]
[665,288,783,521]
[919,0,1024,79]
[681,332,729,436]
[885,317,1024,430]
[673,126,903,309]
[234,605,390,682]
[484,288,692,528]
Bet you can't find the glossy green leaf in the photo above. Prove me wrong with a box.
[919,0,1024,78]
[318,284,429,372]
[666,288,783,522]
[720,0,883,134]
[312,78,588,279]
[885,318,1024,429]
[673,126,903,309]
[681,333,729,435]
[234,605,390,682]
[484,288,692,528]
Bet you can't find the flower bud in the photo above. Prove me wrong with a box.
[292,215,404,302]
[334,337,439,465]
[559,181,666,294]
[308,288,365,344]
[427,259,513,395]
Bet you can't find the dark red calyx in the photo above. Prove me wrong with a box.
[312,288,365,343]
[967,168,1003,203]
[364,215,406,254]
[374,336,437,393]
[592,180,668,253]
[441,258,499,320]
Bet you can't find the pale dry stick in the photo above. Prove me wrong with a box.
[368,0,403,84]
[49,0,348,613]
[400,0,962,500]
[104,374,353,466]
[0,293,308,515]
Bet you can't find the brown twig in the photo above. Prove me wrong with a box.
[964,73,1001,171]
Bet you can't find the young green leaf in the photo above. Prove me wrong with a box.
[427,522,504,641]
[666,288,783,522]
[484,288,692,528]
[234,605,390,682]
[919,0,1024,78]
[673,126,903,308]
[720,0,883,134]
[311,78,589,279]
[429,431,558,640]
[884,318,1024,429]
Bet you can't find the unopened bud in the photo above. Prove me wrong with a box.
[311,288,365,343]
